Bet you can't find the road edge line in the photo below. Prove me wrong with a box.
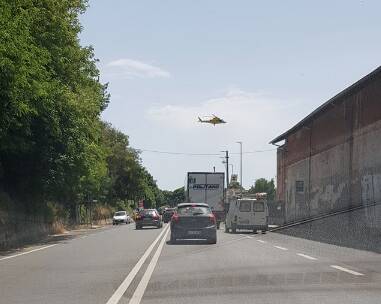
[0,244,57,262]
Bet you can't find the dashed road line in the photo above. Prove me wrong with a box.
[330,265,364,276]
[240,234,253,239]
[297,253,317,260]
[105,225,169,304]
[0,244,57,262]
[274,245,288,251]
[257,240,266,243]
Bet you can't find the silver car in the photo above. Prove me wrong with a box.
[112,211,131,225]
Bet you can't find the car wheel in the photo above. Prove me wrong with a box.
[252,230,258,234]
[170,233,176,244]
[216,222,220,230]
[232,224,237,234]
[208,237,217,244]
[136,225,141,230]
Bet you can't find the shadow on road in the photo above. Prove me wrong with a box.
[166,240,211,245]
[276,205,381,253]
[135,227,162,230]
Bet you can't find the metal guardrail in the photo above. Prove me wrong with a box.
[268,201,381,232]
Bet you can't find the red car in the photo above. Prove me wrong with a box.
[135,209,163,229]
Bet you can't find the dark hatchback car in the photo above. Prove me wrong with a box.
[135,209,163,229]
[163,208,175,223]
[170,203,217,244]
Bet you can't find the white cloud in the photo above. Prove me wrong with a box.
[142,89,310,189]
[105,58,170,79]
[147,88,300,137]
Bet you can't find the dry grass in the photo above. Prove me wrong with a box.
[51,221,67,234]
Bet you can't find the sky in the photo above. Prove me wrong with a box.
[79,0,381,190]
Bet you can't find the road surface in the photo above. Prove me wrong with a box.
[1,223,380,304]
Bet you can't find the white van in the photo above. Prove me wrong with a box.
[225,198,268,233]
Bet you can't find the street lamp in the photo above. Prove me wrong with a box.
[236,141,243,191]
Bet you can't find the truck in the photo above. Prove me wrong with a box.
[186,172,225,229]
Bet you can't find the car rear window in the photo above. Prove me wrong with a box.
[177,205,211,216]
[253,202,265,212]
[141,210,156,216]
[115,211,126,216]
[239,201,251,212]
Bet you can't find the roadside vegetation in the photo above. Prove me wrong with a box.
[0,0,163,226]
[248,178,276,200]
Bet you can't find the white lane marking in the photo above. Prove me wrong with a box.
[105,225,169,304]
[0,244,57,262]
[240,234,253,239]
[274,245,288,251]
[128,227,170,304]
[330,265,364,276]
[297,253,317,260]
[257,240,266,243]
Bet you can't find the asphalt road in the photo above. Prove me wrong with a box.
[1,223,380,304]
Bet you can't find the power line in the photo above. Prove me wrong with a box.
[136,149,220,156]
[231,148,277,154]
[136,148,276,156]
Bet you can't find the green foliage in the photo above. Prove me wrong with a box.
[0,0,162,220]
[100,123,163,209]
[161,187,185,207]
[248,178,276,200]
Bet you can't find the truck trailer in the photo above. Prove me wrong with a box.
[186,172,225,229]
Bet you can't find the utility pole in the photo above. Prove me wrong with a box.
[221,150,229,189]
[236,141,243,191]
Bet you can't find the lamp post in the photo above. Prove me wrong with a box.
[236,141,243,191]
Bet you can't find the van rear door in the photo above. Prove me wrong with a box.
[252,201,266,225]
[237,200,252,225]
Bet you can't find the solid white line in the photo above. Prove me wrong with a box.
[274,245,288,251]
[297,253,317,260]
[0,244,57,261]
[330,265,364,276]
[257,240,266,243]
[105,225,169,304]
[128,227,170,304]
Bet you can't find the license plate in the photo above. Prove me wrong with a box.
[188,230,201,235]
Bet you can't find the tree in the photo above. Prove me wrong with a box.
[0,0,109,216]
[248,178,276,200]
[0,0,164,222]
[161,187,185,207]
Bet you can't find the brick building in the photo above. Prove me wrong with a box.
[271,66,381,226]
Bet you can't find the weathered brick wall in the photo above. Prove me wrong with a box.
[279,73,381,225]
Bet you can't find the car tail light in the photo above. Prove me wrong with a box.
[153,214,159,220]
[136,215,141,220]
[171,213,179,223]
[208,214,216,224]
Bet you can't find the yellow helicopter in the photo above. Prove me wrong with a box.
[198,115,226,126]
